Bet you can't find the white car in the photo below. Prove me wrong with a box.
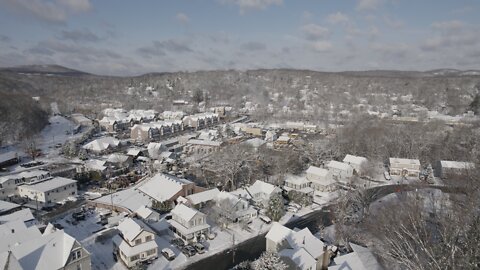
[161,248,176,261]
[259,215,272,224]
[287,206,299,213]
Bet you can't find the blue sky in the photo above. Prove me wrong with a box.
[0,0,479,75]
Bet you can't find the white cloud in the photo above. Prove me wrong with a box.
[176,12,190,24]
[301,24,330,41]
[431,20,465,34]
[311,41,332,52]
[356,0,383,11]
[221,0,282,13]
[326,12,349,25]
[2,0,91,23]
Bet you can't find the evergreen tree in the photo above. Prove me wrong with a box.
[251,252,287,270]
[266,193,285,221]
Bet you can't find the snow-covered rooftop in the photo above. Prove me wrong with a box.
[247,180,280,197]
[187,139,222,147]
[0,201,20,214]
[83,137,119,152]
[137,173,192,203]
[389,157,420,166]
[171,203,203,222]
[279,248,317,270]
[343,154,368,165]
[306,166,329,177]
[265,222,292,243]
[327,160,353,172]
[117,218,152,242]
[440,160,475,169]
[20,177,76,193]
[330,243,382,270]
[186,188,220,205]
[0,209,35,225]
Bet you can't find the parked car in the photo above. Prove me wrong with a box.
[259,215,272,224]
[287,206,299,213]
[288,202,301,210]
[193,243,205,254]
[161,248,176,261]
[182,245,196,257]
[207,232,217,240]
[170,238,185,248]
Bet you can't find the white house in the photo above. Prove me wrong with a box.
[17,177,77,205]
[83,137,120,154]
[137,173,198,207]
[265,222,326,270]
[113,218,158,268]
[245,180,282,207]
[327,161,354,183]
[436,160,475,178]
[343,154,368,175]
[134,206,160,223]
[389,158,421,177]
[169,204,210,243]
[213,191,258,223]
[185,188,220,208]
[0,208,37,227]
[0,220,91,270]
[306,166,336,192]
[0,170,51,200]
[284,175,314,196]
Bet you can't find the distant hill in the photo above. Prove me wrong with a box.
[0,64,479,143]
[0,65,90,76]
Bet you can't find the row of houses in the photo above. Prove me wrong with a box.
[0,170,78,205]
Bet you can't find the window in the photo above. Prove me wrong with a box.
[130,255,140,262]
[145,235,152,242]
[146,249,156,256]
[71,250,81,261]
[76,264,82,270]
[135,238,142,245]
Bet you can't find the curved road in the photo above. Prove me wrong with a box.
[185,183,466,270]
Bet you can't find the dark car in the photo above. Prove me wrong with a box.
[193,243,206,254]
[182,245,196,257]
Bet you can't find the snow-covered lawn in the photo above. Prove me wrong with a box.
[54,209,104,241]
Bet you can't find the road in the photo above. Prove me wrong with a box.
[185,205,333,270]
[185,183,466,270]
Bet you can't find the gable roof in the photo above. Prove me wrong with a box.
[389,157,420,166]
[117,218,152,242]
[286,227,324,259]
[327,160,353,171]
[265,222,293,243]
[171,204,203,222]
[11,230,79,270]
[83,137,119,152]
[306,166,329,177]
[440,160,475,169]
[279,248,317,270]
[186,188,220,205]
[0,251,23,270]
[0,201,21,214]
[0,209,35,225]
[137,173,192,203]
[343,154,368,165]
[331,243,382,270]
[247,180,280,196]
[134,205,155,219]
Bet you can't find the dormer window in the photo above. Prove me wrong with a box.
[135,238,142,245]
[71,250,82,261]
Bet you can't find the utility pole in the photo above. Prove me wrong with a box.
[232,232,236,264]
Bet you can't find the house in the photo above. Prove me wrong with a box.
[343,155,368,175]
[0,170,51,200]
[113,218,158,268]
[147,142,168,159]
[306,166,336,192]
[137,173,200,207]
[435,160,475,178]
[185,188,220,208]
[0,220,91,270]
[71,113,93,126]
[17,177,77,205]
[182,113,219,129]
[265,222,326,270]
[213,191,257,223]
[0,208,37,227]
[0,201,22,216]
[284,175,314,197]
[79,159,107,175]
[245,180,281,207]
[330,243,382,270]
[162,111,186,120]
[327,161,354,183]
[0,152,19,169]
[184,139,223,155]
[389,158,421,177]
[135,205,160,223]
[169,204,210,243]
[130,120,184,143]
[82,137,120,154]
[106,154,133,169]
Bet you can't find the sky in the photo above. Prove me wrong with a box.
[0,0,479,76]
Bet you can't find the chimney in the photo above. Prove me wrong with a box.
[321,245,331,270]
[11,229,14,234]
